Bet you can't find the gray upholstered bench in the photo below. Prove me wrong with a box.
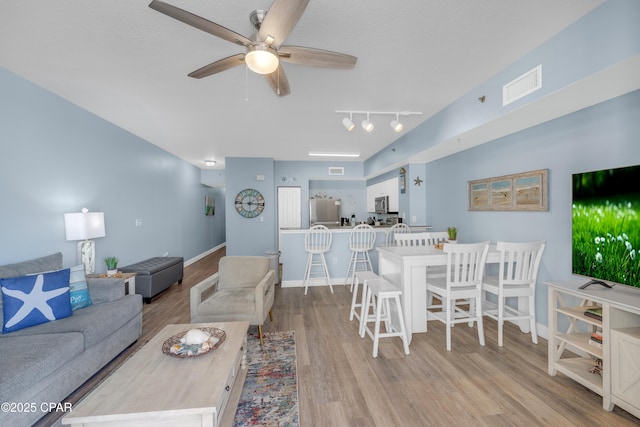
[120,257,184,304]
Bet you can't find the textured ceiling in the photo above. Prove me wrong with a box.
[0,0,603,169]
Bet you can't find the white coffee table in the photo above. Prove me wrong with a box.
[62,321,249,427]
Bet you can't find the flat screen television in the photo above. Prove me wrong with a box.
[572,165,640,288]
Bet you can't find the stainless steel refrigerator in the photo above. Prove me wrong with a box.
[310,198,341,226]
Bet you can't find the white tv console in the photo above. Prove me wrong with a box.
[546,280,640,419]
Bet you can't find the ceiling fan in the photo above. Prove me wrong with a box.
[149,0,357,96]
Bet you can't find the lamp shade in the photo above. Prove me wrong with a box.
[64,212,106,241]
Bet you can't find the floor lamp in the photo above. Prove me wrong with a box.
[64,209,106,275]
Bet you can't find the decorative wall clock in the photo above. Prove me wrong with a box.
[234,188,265,218]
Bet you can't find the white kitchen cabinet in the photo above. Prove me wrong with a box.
[384,177,399,212]
[366,177,399,213]
[366,184,378,212]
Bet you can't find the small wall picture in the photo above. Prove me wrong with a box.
[205,196,215,216]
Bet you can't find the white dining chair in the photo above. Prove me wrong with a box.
[424,231,449,245]
[345,224,376,291]
[482,241,546,346]
[303,225,333,295]
[423,232,451,305]
[394,232,431,247]
[385,223,410,245]
[426,241,490,351]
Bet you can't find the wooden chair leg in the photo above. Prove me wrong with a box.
[258,324,264,346]
[269,308,273,322]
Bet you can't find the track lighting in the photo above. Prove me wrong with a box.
[342,113,355,131]
[335,110,422,133]
[361,114,374,132]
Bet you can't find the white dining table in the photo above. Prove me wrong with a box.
[376,243,501,344]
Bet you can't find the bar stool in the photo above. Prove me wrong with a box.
[345,224,376,291]
[360,277,410,358]
[303,225,333,295]
[385,223,410,245]
[350,271,379,327]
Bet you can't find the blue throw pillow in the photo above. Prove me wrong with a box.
[1,268,72,333]
[69,264,92,311]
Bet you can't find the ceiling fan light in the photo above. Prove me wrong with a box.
[361,119,374,132]
[245,45,279,74]
[342,117,355,131]
[390,119,403,132]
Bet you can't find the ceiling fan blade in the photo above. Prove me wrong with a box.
[258,0,309,48]
[279,45,357,69]
[188,54,245,79]
[149,0,252,47]
[264,65,291,97]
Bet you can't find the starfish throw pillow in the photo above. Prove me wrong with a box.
[1,268,72,333]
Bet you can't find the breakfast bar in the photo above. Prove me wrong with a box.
[279,227,388,288]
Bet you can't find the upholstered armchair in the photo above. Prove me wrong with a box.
[190,256,275,345]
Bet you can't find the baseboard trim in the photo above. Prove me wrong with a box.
[184,243,226,267]
[281,278,348,288]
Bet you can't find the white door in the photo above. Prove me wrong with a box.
[277,187,302,254]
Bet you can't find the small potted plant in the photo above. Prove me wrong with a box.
[104,256,119,277]
[447,227,458,243]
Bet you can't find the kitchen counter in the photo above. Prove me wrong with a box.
[281,225,429,233]
[278,225,431,289]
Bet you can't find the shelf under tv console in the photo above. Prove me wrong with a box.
[546,280,640,419]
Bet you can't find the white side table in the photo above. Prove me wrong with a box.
[88,272,137,295]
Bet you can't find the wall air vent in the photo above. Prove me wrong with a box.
[328,167,344,176]
[503,65,542,106]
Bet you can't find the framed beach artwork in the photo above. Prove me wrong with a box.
[468,169,548,211]
[205,196,215,216]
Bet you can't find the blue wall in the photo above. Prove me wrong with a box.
[225,157,277,256]
[425,89,640,326]
[309,180,366,223]
[364,0,640,176]
[0,67,225,271]
[274,160,365,230]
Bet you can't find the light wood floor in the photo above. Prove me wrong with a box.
[39,247,638,426]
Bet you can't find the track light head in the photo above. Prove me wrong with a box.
[342,115,355,131]
[361,114,374,132]
[390,119,403,132]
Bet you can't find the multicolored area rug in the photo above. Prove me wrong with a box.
[232,330,299,427]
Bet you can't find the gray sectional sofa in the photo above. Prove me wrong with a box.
[0,252,142,427]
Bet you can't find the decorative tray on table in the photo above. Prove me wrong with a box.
[161,327,226,358]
